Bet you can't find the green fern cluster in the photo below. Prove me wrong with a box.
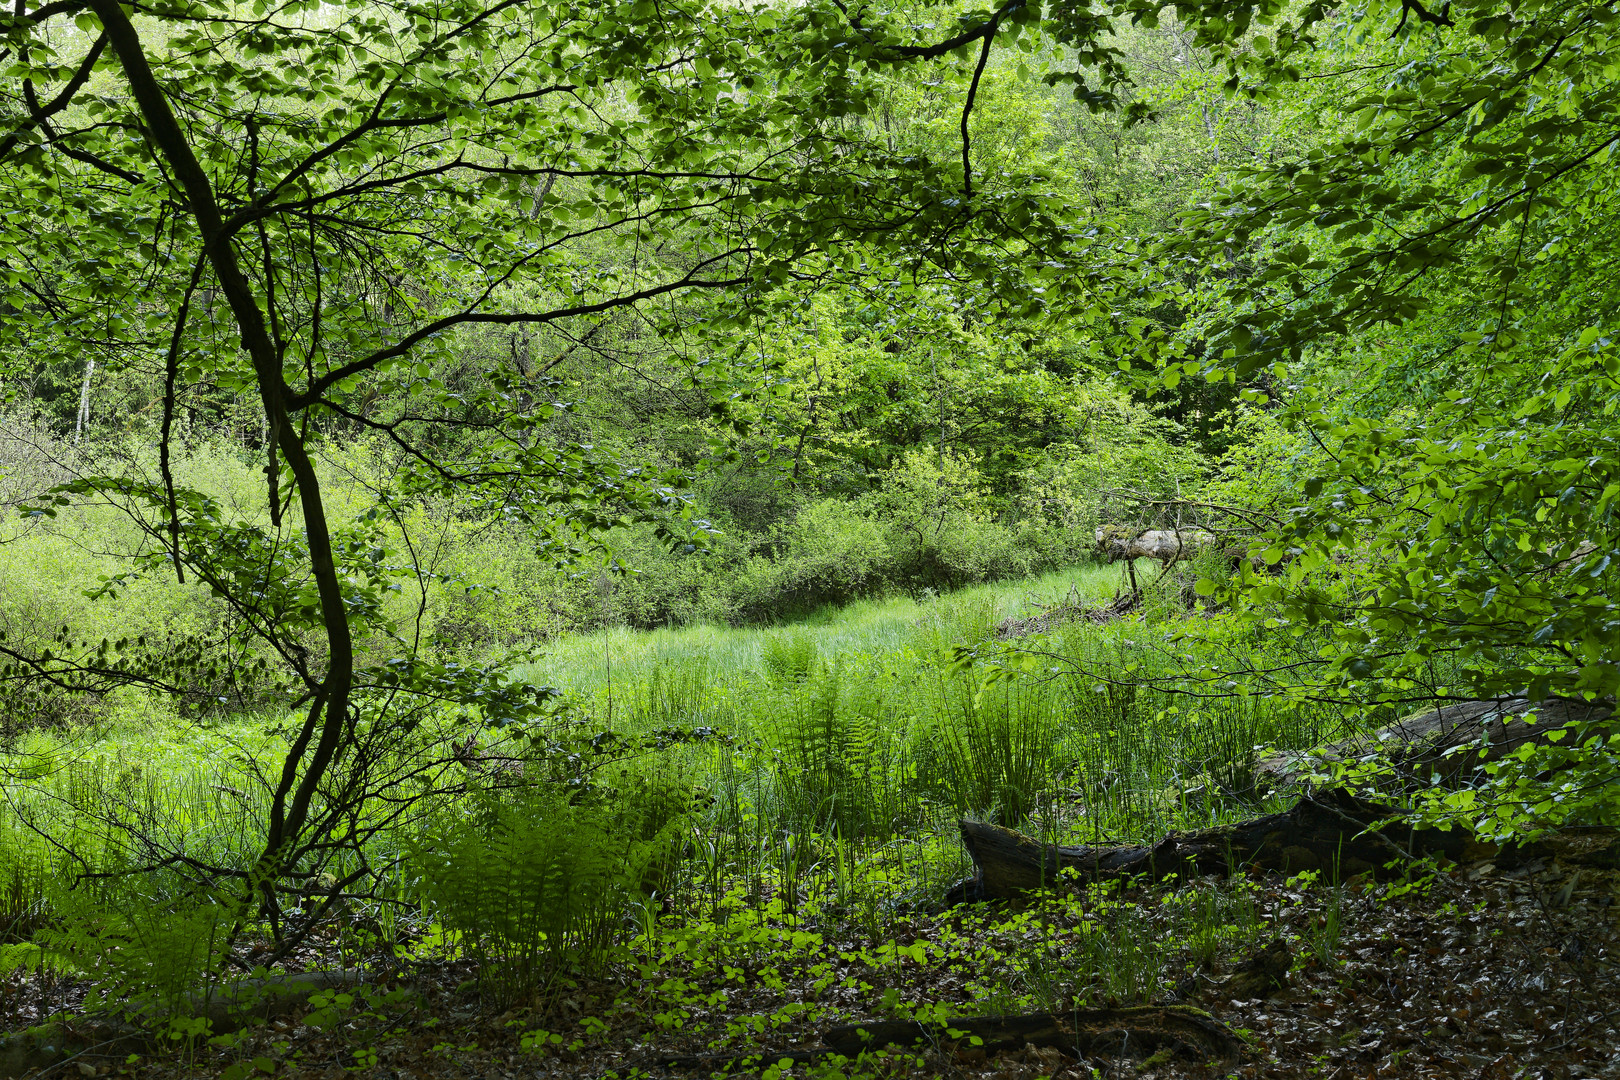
[31,875,236,1018]
[407,776,690,1004]
[773,657,917,840]
[761,631,819,688]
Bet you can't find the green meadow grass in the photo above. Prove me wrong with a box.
[511,562,1128,713]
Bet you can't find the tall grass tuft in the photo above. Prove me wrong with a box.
[772,658,918,840]
[928,672,1059,827]
[623,654,719,730]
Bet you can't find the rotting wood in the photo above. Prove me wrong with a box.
[950,694,1620,903]
[993,587,1139,639]
[951,789,1544,902]
[951,794,1620,903]
[652,1004,1243,1072]
[1222,938,1291,999]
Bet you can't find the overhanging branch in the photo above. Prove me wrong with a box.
[287,263,754,410]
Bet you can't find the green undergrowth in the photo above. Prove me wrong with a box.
[513,561,1353,850]
[0,562,1374,1025]
[627,878,1271,1018]
[1,872,1328,1079]
[496,873,1292,1062]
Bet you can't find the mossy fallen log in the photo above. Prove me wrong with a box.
[953,786,1620,902]
[1253,695,1616,796]
[952,789,1520,901]
[950,692,1620,903]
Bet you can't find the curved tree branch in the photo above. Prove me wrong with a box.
[960,16,997,199]
[0,31,105,162]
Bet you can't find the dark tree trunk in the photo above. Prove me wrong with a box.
[91,0,358,937]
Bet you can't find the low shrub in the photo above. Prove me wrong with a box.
[735,499,893,618]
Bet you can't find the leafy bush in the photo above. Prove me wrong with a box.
[423,522,564,652]
[1012,384,1206,539]
[0,438,299,730]
[0,412,77,508]
[892,515,1038,592]
[736,500,892,617]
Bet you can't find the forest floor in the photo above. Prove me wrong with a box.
[12,853,1617,1080]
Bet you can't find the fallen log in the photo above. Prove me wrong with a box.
[1253,695,1616,796]
[825,1005,1242,1061]
[950,692,1620,903]
[954,788,1620,902]
[952,789,1518,901]
[653,1004,1243,1072]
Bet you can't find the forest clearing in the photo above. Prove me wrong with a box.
[2,0,1619,1075]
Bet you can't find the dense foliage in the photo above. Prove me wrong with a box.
[2,0,1618,1057]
